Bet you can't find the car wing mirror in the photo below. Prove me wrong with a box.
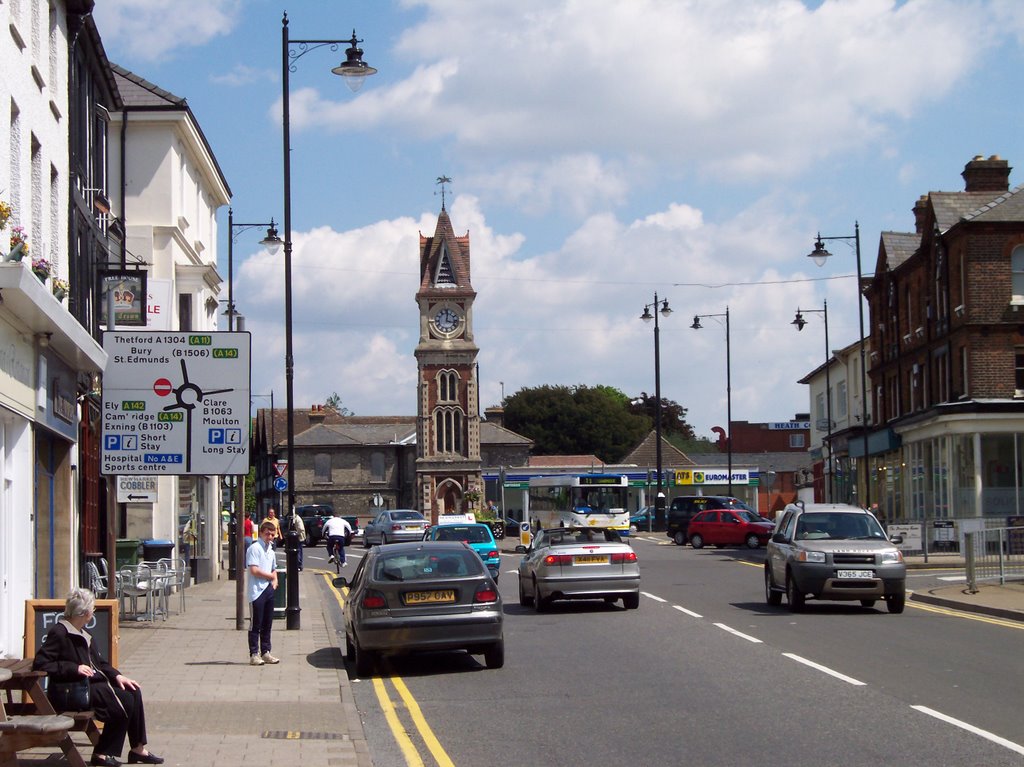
[332,576,349,588]
[771,532,788,544]
[889,534,903,544]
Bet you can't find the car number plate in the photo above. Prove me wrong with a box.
[836,570,874,579]
[574,555,609,565]
[404,590,455,605]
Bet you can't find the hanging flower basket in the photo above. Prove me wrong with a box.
[4,241,25,262]
[52,279,69,301]
[0,200,11,230]
[31,256,51,283]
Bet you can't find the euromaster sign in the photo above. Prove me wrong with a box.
[101,332,251,476]
[674,469,750,486]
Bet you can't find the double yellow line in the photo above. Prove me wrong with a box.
[323,573,456,767]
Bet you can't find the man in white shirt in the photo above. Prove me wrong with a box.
[246,522,279,666]
[323,512,354,567]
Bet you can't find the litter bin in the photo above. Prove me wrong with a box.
[142,539,175,562]
[115,539,141,570]
[273,570,287,619]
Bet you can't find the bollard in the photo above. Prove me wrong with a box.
[285,528,301,629]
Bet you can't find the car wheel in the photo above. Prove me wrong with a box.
[673,531,686,546]
[786,572,805,612]
[860,599,876,608]
[362,535,370,549]
[353,639,375,677]
[764,566,782,606]
[518,574,534,607]
[745,534,761,550]
[381,534,388,545]
[534,580,549,613]
[690,534,704,549]
[622,592,640,610]
[886,591,906,614]
[483,640,505,669]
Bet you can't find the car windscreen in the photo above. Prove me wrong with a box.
[391,511,424,521]
[433,526,491,543]
[373,550,484,581]
[795,512,887,541]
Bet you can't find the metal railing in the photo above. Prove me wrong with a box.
[964,527,1024,592]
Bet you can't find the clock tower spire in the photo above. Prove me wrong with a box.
[414,199,482,522]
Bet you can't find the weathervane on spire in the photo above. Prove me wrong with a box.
[436,175,452,210]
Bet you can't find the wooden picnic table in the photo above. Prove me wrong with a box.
[0,658,87,767]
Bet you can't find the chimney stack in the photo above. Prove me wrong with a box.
[483,406,504,428]
[912,194,929,234]
[309,404,326,424]
[961,155,1011,193]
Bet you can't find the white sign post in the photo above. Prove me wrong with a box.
[100,331,251,475]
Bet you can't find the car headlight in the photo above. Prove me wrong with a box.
[880,550,904,564]
[795,550,826,563]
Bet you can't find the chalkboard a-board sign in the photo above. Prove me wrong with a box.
[24,599,119,667]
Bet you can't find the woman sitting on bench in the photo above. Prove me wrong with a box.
[33,587,164,766]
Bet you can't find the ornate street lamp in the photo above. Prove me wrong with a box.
[793,302,834,502]
[690,307,732,495]
[280,12,376,629]
[640,294,672,525]
[807,223,870,509]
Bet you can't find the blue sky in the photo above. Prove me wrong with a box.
[93,0,1024,439]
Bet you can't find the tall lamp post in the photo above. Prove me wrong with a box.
[226,210,280,629]
[280,13,376,629]
[807,223,870,510]
[640,294,672,524]
[793,302,834,502]
[690,307,732,495]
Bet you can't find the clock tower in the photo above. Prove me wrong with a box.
[414,204,482,522]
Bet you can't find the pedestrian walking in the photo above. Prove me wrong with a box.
[243,511,254,540]
[291,510,306,571]
[261,507,282,547]
[246,522,280,666]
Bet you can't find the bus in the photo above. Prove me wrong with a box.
[527,474,630,535]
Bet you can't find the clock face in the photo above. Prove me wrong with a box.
[433,307,460,333]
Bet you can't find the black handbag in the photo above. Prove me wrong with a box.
[48,679,91,711]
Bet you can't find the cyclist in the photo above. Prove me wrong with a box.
[323,511,354,567]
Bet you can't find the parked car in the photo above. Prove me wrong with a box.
[425,523,501,581]
[629,507,656,531]
[666,496,752,546]
[764,502,906,613]
[686,509,775,550]
[363,509,429,546]
[517,527,640,611]
[338,540,504,675]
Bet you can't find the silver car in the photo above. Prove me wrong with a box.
[517,527,640,610]
[363,509,429,546]
[765,503,906,613]
[338,541,504,675]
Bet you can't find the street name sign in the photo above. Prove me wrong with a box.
[101,331,251,476]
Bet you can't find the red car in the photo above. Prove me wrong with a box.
[686,509,774,550]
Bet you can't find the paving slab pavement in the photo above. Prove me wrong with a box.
[29,570,373,767]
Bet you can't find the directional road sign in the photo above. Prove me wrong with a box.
[101,332,251,475]
[274,476,288,492]
[116,475,158,503]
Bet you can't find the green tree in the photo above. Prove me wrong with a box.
[324,391,353,416]
[503,385,651,463]
[627,392,695,440]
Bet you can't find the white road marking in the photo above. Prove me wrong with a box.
[937,575,967,582]
[672,605,702,618]
[911,705,1024,756]
[713,623,762,643]
[642,592,667,603]
[782,652,866,686]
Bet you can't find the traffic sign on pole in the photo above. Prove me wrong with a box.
[274,476,288,492]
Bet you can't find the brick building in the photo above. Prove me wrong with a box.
[862,155,1024,522]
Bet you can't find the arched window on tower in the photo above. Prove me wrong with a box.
[437,370,458,403]
[434,407,464,454]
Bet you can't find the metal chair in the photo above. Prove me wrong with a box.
[84,562,107,598]
[118,564,164,621]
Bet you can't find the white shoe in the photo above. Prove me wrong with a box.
[261,652,280,664]
[342,560,349,567]
[327,555,335,564]
[250,654,265,666]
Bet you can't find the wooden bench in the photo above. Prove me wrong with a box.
[0,713,76,766]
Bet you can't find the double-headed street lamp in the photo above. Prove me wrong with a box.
[280,13,376,629]
[225,210,280,630]
[807,223,870,510]
[793,301,834,502]
[690,307,732,496]
[640,294,672,523]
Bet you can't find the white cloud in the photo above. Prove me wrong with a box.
[92,0,241,61]
[209,64,275,87]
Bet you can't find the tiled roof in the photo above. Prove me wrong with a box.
[880,231,919,269]
[419,208,474,294]
[962,183,1024,223]
[621,431,695,468]
[111,63,185,107]
[929,191,1007,232]
[482,421,533,446]
[528,455,605,467]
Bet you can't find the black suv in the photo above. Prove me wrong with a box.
[666,496,751,546]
